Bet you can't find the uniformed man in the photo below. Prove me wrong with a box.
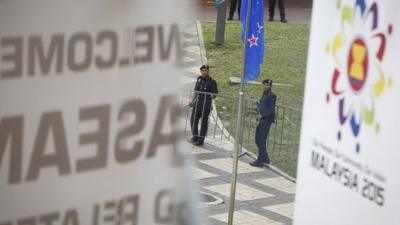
[250,78,276,167]
[189,65,218,146]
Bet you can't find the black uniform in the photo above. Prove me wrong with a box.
[228,0,242,20]
[190,75,218,145]
[268,0,286,22]
[255,90,276,163]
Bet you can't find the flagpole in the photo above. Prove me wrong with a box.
[227,0,252,224]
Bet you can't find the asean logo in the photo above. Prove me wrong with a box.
[325,0,393,153]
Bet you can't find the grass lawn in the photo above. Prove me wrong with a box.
[201,21,310,177]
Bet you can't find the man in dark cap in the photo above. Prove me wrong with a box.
[189,65,218,146]
[250,78,276,167]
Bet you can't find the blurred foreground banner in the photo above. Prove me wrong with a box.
[0,0,201,224]
[294,0,400,224]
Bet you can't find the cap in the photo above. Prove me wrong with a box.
[200,64,210,70]
[262,79,273,85]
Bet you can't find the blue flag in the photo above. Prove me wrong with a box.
[240,0,264,82]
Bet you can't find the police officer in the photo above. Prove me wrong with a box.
[250,78,276,167]
[189,65,218,146]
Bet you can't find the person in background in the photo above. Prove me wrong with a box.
[268,0,288,23]
[250,78,276,167]
[227,0,242,20]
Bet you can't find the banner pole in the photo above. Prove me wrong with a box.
[215,0,227,45]
[227,0,252,224]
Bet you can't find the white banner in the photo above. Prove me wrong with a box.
[0,1,200,224]
[294,0,400,224]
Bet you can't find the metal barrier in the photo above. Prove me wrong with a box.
[181,90,302,178]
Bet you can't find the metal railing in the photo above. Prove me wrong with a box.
[180,90,302,178]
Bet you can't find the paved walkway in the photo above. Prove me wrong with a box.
[192,140,296,225]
